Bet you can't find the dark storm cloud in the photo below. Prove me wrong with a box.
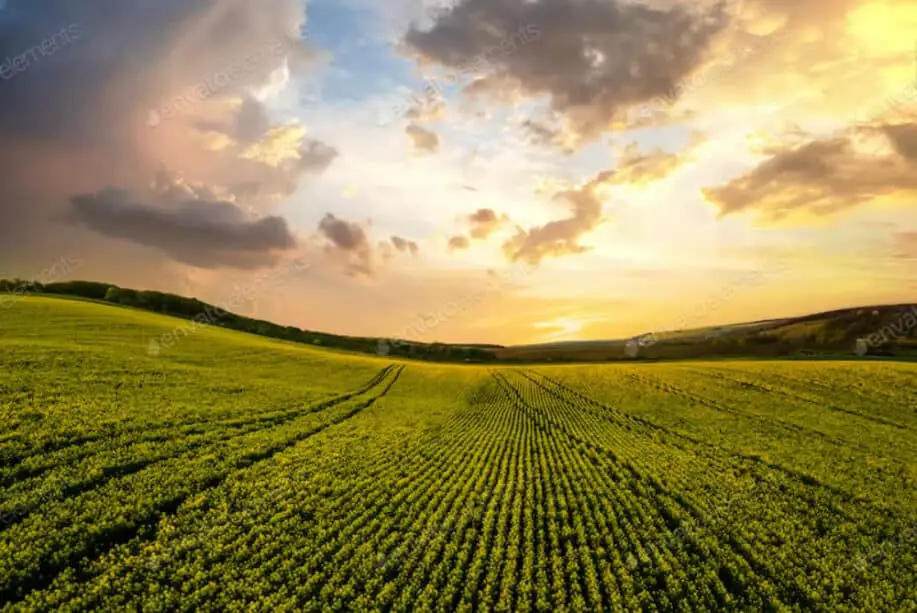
[0,0,285,145]
[0,0,334,276]
[403,0,735,148]
[69,189,297,270]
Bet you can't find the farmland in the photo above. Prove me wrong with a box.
[1,297,915,611]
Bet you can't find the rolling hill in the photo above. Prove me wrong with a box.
[2,278,915,363]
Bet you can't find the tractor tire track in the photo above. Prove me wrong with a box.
[0,365,404,604]
[0,366,396,473]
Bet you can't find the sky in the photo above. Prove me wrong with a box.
[0,0,916,345]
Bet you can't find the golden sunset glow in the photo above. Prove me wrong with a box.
[2,0,916,345]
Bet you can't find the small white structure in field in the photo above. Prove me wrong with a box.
[625,338,640,358]
[855,338,868,356]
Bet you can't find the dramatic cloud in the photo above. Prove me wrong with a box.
[448,235,471,251]
[502,173,610,265]
[405,124,440,153]
[1,0,915,346]
[0,0,312,145]
[403,0,737,149]
[0,0,334,275]
[69,188,297,270]
[703,124,917,220]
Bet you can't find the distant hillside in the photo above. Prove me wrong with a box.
[496,304,917,362]
[0,279,499,363]
[2,277,914,363]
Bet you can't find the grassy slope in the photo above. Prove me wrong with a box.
[497,304,917,362]
[0,296,391,451]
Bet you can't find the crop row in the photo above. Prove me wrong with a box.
[0,364,404,606]
[4,364,915,612]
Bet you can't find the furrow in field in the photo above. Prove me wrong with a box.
[675,366,911,434]
[0,365,404,605]
[410,391,526,612]
[492,372,596,610]
[380,384,520,612]
[0,366,395,474]
[520,369,911,609]
[494,371,765,609]
[66,378,516,611]
[285,383,516,610]
[527,369,902,519]
[735,366,917,419]
[0,366,398,532]
[613,369,915,509]
[23,391,490,611]
[506,370,829,608]
[627,369,867,449]
[471,384,531,612]
[313,388,519,611]
[491,371,617,611]
[373,385,523,612]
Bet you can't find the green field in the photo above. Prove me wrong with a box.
[1,297,915,611]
